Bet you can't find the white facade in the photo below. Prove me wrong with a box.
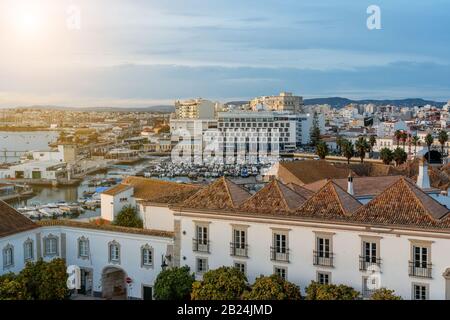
[100,187,135,221]
[174,209,450,300]
[0,224,173,299]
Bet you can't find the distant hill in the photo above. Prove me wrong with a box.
[303,97,446,108]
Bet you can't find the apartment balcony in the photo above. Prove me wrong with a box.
[409,261,432,278]
[230,243,248,257]
[270,247,290,262]
[359,256,382,271]
[192,238,210,253]
[313,251,334,267]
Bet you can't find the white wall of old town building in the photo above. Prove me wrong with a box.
[176,212,450,300]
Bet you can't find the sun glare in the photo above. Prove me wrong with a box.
[10,4,45,38]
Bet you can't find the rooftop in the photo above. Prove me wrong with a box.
[37,219,174,238]
[0,200,39,238]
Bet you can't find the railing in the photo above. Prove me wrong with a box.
[230,243,248,257]
[359,256,382,271]
[270,247,290,262]
[313,251,334,267]
[409,261,432,278]
[192,238,210,253]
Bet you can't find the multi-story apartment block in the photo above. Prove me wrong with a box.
[250,92,304,113]
[174,98,217,119]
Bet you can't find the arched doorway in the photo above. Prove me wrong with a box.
[101,266,127,300]
[423,150,442,164]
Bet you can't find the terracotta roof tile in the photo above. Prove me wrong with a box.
[352,177,449,228]
[180,177,251,211]
[0,201,39,238]
[102,184,133,196]
[287,183,315,199]
[104,176,201,202]
[37,219,173,238]
[294,181,362,219]
[239,180,308,214]
[279,160,353,184]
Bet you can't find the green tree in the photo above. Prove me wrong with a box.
[341,140,354,164]
[438,130,448,157]
[191,266,248,300]
[0,273,25,300]
[154,266,195,300]
[316,141,329,159]
[310,112,321,147]
[336,135,344,154]
[355,136,369,163]
[113,205,143,228]
[425,133,434,163]
[19,258,69,300]
[393,147,407,166]
[394,130,402,148]
[369,135,376,158]
[379,148,394,165]
[242,275,301,300]
[412,135,420,156]
[305,281,360,300]
[370,288,402,300]
[400,131,408,149]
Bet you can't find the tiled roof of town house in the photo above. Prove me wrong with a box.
[179,176,251,211]
[104,176,201,201]
[37,219,174,238]
[351,177,450,228]
[101,184,133,196]
[294,180,362,219]
[142,188,202,205]
[239,180,308,214]
[286,183,314,199]
[279,160,353,185]
[0,200,39,238]
[303,175,429,198]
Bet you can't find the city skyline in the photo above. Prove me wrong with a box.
[0,0,449,107]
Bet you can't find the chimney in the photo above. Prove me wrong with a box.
[417,158,431,189]
[347,171,354,195]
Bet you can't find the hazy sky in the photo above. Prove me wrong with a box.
[0,0,449,107]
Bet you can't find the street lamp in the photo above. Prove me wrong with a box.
[161,254,168,270]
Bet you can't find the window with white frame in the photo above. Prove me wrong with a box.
[43,235,58,256]
[141,244,153,268]
[78,237,89,259]
[3,244,14,269]
[23,239,33,262]
[196,257,208,273]
[234,262,246,275]
[317,272,330,285]
[108,241,120,263]
[274,266,287,280]
[413,284,428,300]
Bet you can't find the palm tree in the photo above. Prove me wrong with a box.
[412,135,420,156]
[336,136,344,154]
[355,136,369,163]
[438,130,448,157]
[341,140,354,164]
[393,147,408,166]
[380,147,394,165]
[425,133,434,163]
[394,130,402,148]
[400,132,408,150]
[369,135,376,158]
[316,141,329,159]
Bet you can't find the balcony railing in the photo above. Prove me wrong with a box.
[313,251,334,267]
[270,247,290,262]
[230,243,248,257]
[409,261,432,278]
[192,238,210,253]
[359,256,382,271]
